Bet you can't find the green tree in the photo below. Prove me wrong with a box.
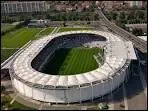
[94,14,99,21]
[127,11,135,20]
[112,12,118,20]
[106,12,112,21]
[119,12,125,20]
[136,10,145,20]
[1,86,6,93]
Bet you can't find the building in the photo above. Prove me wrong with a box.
[102,1,114,9]
[28,19,48,28]
[101,1,125,10]
[125,23,147,34]
[1,1,48,14]
[127,1,144,8]
[55,4,66,11]
[137,36,147,41]
[10,30,136,103]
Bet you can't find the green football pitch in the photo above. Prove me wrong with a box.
[1,27,54,63]
[1,27,92,63]
[42,47,102,75]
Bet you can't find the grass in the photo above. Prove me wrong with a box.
[1,26,93,64]
[1,49,19,63]
[1,27,43,48]
[38,27,54,36]
[1,24,16,32]
[58,27,92,32]
[1,27,43,63]
[1,95,36,110]
[42,47,102,75]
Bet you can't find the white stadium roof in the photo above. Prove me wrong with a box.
[12,30,136,88]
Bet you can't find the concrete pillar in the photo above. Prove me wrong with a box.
[32,86,33,98]
[9,68,17,93]
[79,85,82,104]
[91,83,93,102]
[23,83,26,96]
[101,80,104,100]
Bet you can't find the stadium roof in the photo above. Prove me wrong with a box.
[12,30,135,88]
[108,41,137,60]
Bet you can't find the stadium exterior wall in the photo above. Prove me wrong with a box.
[10,60,131,103]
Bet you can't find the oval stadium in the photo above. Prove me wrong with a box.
[9,30,137,103]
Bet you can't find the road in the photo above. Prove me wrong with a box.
[96,9,147,53]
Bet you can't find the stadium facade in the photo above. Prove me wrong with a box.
[9,30,137,103]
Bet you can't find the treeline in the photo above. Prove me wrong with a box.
[1,12,100,23]
[104,10,147,29]
[46,12,99,21]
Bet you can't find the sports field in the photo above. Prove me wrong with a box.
[1,26,92,63]
[1,49,19,63]
[1,27,55,63]
[1,24,16,32]
[42,47,102,75]
[1,27,42,63]
[1,27,43,48]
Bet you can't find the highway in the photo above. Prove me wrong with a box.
[96,9,147,53]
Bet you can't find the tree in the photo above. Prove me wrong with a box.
[24,19,31,26]
[127,11,135,20]
[112,12,118,20]
[136,10,145,20]
[119,12,125,20]
[62,13,66,21]
[132,5,138,10]
[105,12,112,21]
[89,5,95,12]
[85,13,90,21]
[63,21,66,27]
[1,86,6,93]
[98,103,109,110]
[94,14,99,21]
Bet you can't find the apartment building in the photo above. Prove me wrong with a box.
[126,1,144,8]
[1,1,49,14]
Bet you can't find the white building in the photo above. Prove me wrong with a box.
[128,1,143,8]
[137,36,147,41]
[1,1,49,14]
[28,19,48,28]
[10,30,137,103]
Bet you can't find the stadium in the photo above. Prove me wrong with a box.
[9,30,136,103]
